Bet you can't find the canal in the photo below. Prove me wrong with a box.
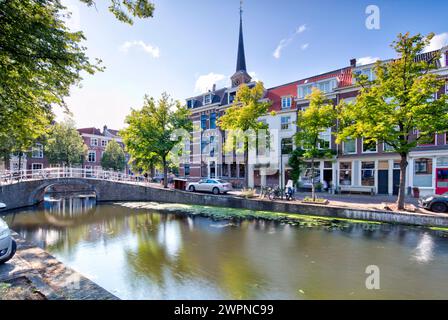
[2,196,448,299]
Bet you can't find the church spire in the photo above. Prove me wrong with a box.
[236,0,247,72]
[231,0,251,87]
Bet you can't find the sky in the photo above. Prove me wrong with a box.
[58,0,448,129]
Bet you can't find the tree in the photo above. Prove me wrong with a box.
[337,33,448,210]
[101,140,126,171]
[121,93,192,188]
[295,88,337,201]
[288,148,305,188]
[0,0,153,166]
[80,0,155,25]
[46,119,87,166]
[218,82,272,188]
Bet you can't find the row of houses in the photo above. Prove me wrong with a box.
[178,7,448,196]
[4,125,130,174]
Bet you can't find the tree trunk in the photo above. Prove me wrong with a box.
[397,154,408,210]
[162,156,168,188]
[311,158,316,201]
[244,140,249,189]
[150,163,155,180]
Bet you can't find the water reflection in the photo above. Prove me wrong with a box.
[3,199,448,299]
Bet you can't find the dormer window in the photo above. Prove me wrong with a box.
[354,68,375,82]
[187,99,194,108]
[281,96,292,109]
[298,84,313,99]
[203,94,212,105]
[317,79,336,93]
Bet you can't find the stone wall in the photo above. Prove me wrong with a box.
[1,178,448,228]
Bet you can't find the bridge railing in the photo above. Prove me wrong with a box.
[0,167,147,186]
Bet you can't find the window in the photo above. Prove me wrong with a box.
[184,164,190,176]
[281,138,293,155]
[298,85,312,99]
[416,131,436,145]
[354,68,374,81]
[31,144,43,158]
[230,163,237,177]
[209,136,216,157]
[317,80,336,93]
[187,99,194,108]
[88,151,96,162]
[101,140,108,147]
[343,138,356,154]
[228,92,236,105]
[281,116,291,130]
[201,136,209,153]
[383,142,395,152]
[32,163,43,171]
[222,164,229,177]
[361,161,375,186]
[201,114,207,130]
[362,139,377,153]
[302,162,320,185]
[281,96,292,109]
[203,94,212,105]
[318,128,331,149]
[210,112,216,129]
[339,162,352,186]
[90,138,98,146]
[414,158,433,187]
[239,164,245,178]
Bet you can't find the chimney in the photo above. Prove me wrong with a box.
[350,58,357,68]
[212,83,216,91]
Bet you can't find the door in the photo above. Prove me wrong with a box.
[378,170,389,194]
[436,168,448,195]
[393,169,400,195]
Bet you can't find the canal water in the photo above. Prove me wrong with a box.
[3,197,448,299]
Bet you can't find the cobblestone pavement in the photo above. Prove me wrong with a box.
[0,233,118,300]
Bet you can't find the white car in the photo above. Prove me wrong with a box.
[187,179,232,195]
[0,215,16,264]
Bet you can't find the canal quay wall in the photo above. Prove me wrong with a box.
[1,178,448,228]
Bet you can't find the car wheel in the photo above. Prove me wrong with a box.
[189,185,195,192]
[431,202,447,213]
[0,240,17,264]
[212,187,219,195]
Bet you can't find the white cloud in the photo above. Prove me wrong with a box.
[424,32,448,52]
[301,43,309,50]
[273,24,307,59]
[296,24,307,34]
[194,73,226,93]
[61,0,81,31]
[249,71,258,82]
[120,40,160,58]
[356,56,380,66]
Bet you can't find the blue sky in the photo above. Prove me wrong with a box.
[59,0,448,129]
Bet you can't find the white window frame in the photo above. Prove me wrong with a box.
[298,84,313,99]
[88,150,96,162]
[383,142,395,152]
[362,138,377,154]
[360,161,376,187]
[31,143,44,158]
[281,96,292,109]
[101,139,108,147]
[316,79,336,94]
[90,138,98,147]
[31,163,43,171]
[203,94,212,105]
[280,116,291,130]
[318,128,332,149]
[342,138,357,154]
[339,161,353,186]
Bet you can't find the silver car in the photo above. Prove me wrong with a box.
[0,216,16,264]
[187,179,232,195]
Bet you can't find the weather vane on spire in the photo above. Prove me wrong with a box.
[240,0,243,17]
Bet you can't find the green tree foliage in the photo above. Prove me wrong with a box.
[80,0,155,25]
[0,0,102,163]
[218,82,272,188]
[121,93,192,188]
[46,119,87,166]
[101,139,126,171]
[288,148,305,188]
[337,33,448,210]
[295,88,337,201]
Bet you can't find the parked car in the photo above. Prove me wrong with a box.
[0,208,17,264]
[418,193,448,213]
[187,179,232,195]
